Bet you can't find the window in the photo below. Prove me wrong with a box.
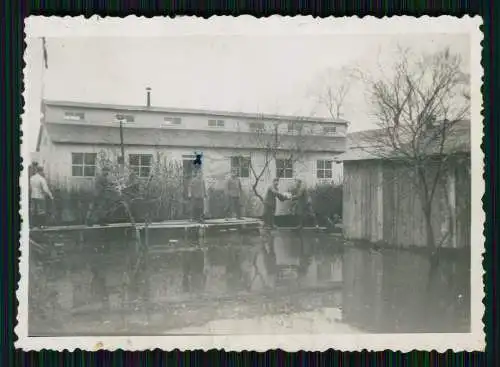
[64,111,85,121]
[287,122,301,134]
[164,116,182,125]
[323,126,337,135]
[71,153,97,177]
[230,156,251,178]
[317,160,333,179]
[276,159,294,179]
[249,122,265,132]
[208,119,225,127]
[129,154,153,178]
[116,114,135,123]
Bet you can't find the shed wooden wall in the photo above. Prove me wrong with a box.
[343,161,383,242]
[343,155,471,248]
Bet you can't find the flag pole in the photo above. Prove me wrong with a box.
[41,37,47,105]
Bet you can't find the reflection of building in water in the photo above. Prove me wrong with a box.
[205,248,227,293]
[274,234,301,267]
[301,254,343,287]
[317,256,343,283]
[273,231,302,282]
[53,276,74,311]
[181,248,206,293]
[71,267,93,307]
[147,252,188,301]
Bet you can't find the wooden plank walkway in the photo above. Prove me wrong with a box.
[30,217,263,233]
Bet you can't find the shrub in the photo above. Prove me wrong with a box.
[308,183,343,226]
[44,157,264,225]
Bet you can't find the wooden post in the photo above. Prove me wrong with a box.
[373,162,384,242]
[144,222,150,249]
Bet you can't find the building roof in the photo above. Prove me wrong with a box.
[336,119,471,162]
[43,99,349,125]
[41,122,346,153]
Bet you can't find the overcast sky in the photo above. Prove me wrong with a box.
[25,33,469,152]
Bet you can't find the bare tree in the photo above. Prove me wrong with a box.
[356,47,470,250]
[234,116,311,204]
[313,67,353,120]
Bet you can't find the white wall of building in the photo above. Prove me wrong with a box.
[39,142,343,216]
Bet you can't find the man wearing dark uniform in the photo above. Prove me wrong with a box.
[227,171,243,219]
[188,169,207,223]
[291,179,315,229]
[86,166,116,226]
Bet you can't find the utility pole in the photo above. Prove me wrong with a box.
[116,114,125,166]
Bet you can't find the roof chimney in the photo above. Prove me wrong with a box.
[146,87,152,108]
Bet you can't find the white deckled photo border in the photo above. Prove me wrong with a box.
[17,15,485,352]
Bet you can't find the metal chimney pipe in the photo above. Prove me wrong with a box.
[146,87,151,107]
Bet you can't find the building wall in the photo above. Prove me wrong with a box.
[39,142,343,217]
[44,104,348,137]
[343,157,471,248]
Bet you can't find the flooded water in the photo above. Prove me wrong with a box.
[29,229,470,335]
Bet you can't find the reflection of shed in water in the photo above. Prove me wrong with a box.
[341,247,470,333]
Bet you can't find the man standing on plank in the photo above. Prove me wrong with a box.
[188,168,207,223]
[29,165,54,228]
[227,170,243,219]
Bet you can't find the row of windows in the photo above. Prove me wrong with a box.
[71,153,336,180]
[63,111,337,134]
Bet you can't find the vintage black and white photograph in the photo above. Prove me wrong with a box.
[17,16,484,351]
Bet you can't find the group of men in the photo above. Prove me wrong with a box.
[29,161,316,229]
[185,168,242,223]
[262,177,316,229]
[189,168,315,228]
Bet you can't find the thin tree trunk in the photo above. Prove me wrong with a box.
[423,204,436,251]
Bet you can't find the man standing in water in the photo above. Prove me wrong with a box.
[263,178,288,228]
[227,170,243,219]
[188,169,207,223]
[29,165,54,228]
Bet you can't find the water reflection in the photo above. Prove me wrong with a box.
[29,230,469,335]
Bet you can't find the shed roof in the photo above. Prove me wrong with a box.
[336,119,471,162]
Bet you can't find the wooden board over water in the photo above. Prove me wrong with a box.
[30,217,263,233]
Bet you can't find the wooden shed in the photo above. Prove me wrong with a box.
[337,120,471,249]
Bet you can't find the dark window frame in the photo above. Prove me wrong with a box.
[164,116,182,125]
[276,158,294,179]
[230,156,251,178]
[64,111,85,121]
[323,126,337,135]
[316,159,333,179]
[71,152,97,177]
[129,153,153,178]
[208,119,225,128]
